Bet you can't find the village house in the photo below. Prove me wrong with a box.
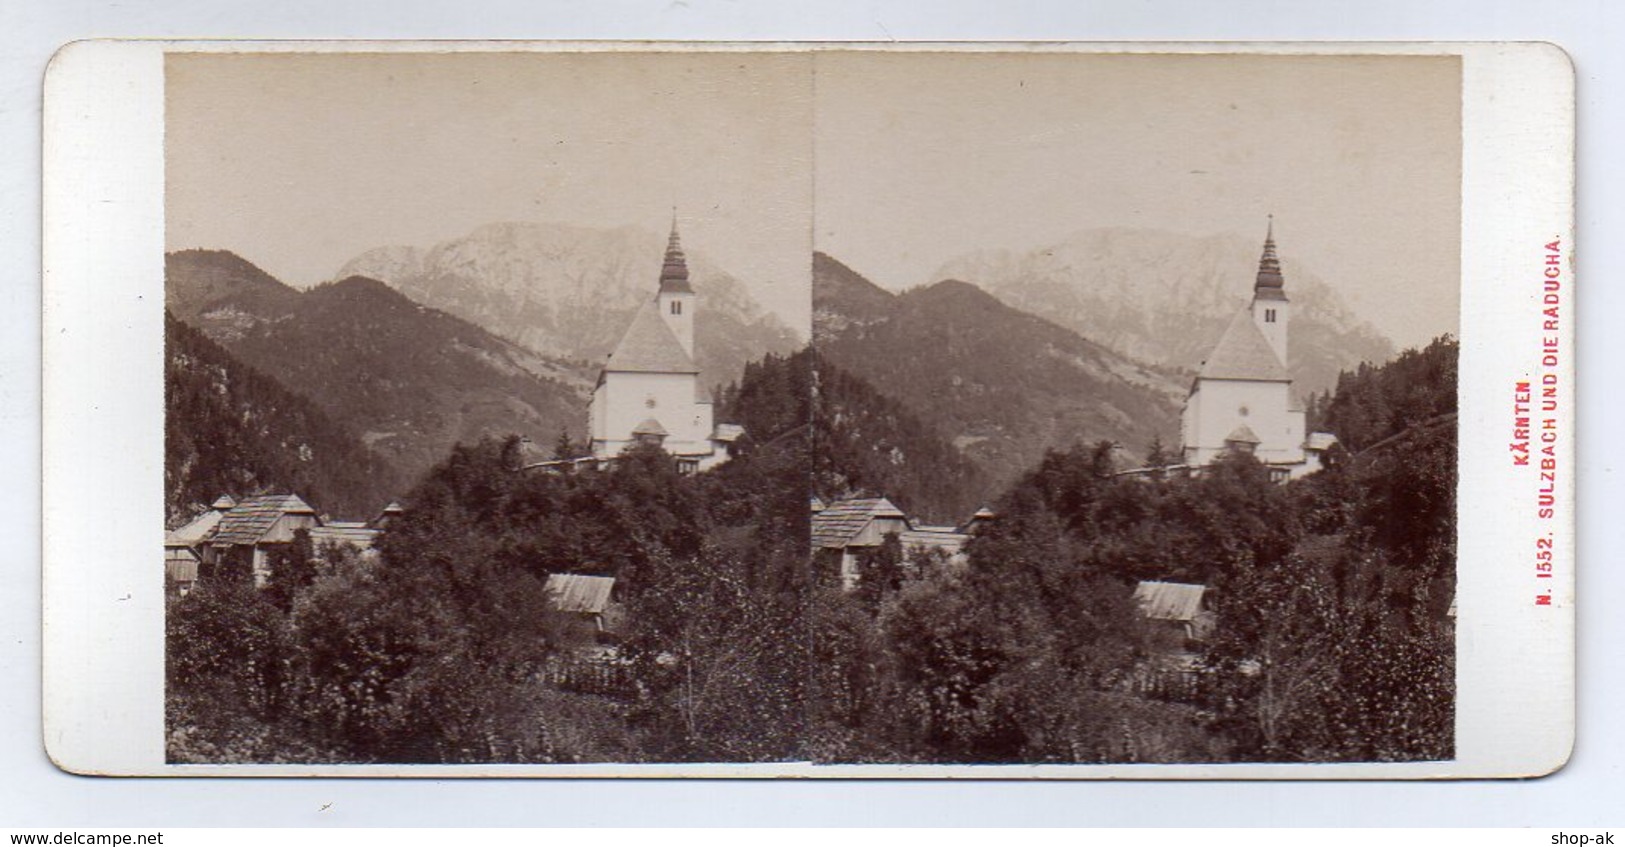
[543,573,621,641]
[305,501,404,560]
[1132,580,1216,644]
[1127,580,1221,703]
[166,494,404,594]
[812,497,983,590]
[202,493,322,588]
[164,494,236,596]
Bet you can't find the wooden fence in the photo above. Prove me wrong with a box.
[541,654,638,698]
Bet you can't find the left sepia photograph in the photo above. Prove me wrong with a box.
[161,51,814,764]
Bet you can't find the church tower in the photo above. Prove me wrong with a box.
[656,214,696,359]
[1250,216,1290,366]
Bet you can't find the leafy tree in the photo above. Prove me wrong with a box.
[264,528,317,613]
[621,547,806,762]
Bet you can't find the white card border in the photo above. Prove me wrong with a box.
[40,39,1575,779]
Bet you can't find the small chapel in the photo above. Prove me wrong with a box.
[587,217,743,472]
[1179,220,1337,480]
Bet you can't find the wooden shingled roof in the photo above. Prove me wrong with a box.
[1198,309,1289,382]
[211,494,315,546]
[1133,580,1209,623]
[898,526,970,553]
[165,509,222,547]
[603,300,699,374]
[309,524,380,551]
[545,573,616,615]
[811,497,906,549]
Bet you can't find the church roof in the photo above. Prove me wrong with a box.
[1198,309,1290,383]
[632,417,669,437]
[658,216,694,295]
[1254,217,1288,301]
[1224,424,1262,445]
[604,300,699,374]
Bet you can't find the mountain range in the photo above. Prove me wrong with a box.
[932,228,1395,397]
[336,222,803,393]
[814,252,1188,499]
[166,249,593,494]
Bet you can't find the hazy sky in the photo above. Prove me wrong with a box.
[814,52,1461,350]
[168,50,1459,350]
[167,51,814,332]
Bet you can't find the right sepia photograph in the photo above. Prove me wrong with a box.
[807,51,1461,764]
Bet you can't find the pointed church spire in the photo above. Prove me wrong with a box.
[1254,214,1286,299]
[660,211,693,294]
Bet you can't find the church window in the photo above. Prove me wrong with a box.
[646,396,657,408]
[1265,308,1276,323]
[671,300,682,316]
[1239,405,1249,417]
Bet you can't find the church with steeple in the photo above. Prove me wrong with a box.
[587,216,743,472]
[1180,219,1337,479]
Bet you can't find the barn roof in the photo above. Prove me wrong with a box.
[165,509,222,547]
[1198,309,1289,383]
[1133,581,1208,623]
[545,573,616,615]
[211,494,316,546]
[604,300,699,374]
[309,524,380,551]
[899,527,970,553]
[811,497,907,549]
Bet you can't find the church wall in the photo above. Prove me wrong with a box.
[1184,379,1305,466]
[592,370,714,455]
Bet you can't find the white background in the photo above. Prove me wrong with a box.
[4,0,1621,827]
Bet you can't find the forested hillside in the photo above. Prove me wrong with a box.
[165,311,401,523]
[713,347,992,524]
[814,252,1185,500]
[167,250,594,486]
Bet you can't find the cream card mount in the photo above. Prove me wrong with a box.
[42,41,1572,778]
